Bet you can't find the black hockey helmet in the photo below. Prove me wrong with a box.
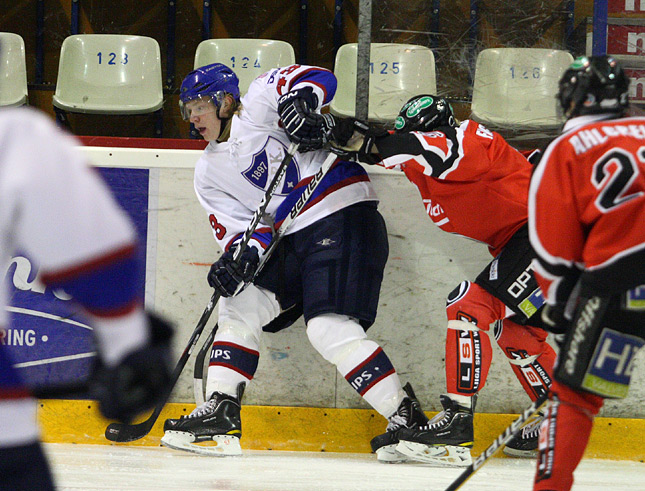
[394,95,456,133]
[557,55,630,119]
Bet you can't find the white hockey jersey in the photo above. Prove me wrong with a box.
[0,107,147,446]
[193,64,378,253]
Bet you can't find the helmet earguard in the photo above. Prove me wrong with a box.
[179,63,240,120]
[557,55,630,119]
[394,95,456,133]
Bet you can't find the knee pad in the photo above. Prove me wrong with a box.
[218,284,281,345]
[307,314,400,413]
[215,319,262,350]
[306,313,367,365]
[495,319,555,400]
[446,281,506,330]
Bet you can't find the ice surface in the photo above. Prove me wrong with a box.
[44,443,645,491]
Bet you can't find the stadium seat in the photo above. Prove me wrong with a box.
[0,32,28,106]
[53,34,164,135]
[194,38,296,95]
[330,43,437,123]
[471,48,574,129]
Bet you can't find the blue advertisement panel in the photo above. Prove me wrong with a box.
[2,168,150,390]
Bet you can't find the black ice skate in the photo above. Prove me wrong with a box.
[503,410,545,458]
[161,383,245,456]
[395,394,476,466]
[370,383,429,463]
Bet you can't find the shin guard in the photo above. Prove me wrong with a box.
[445,323,493,395]
[496,319,555,401]
[533,380,603,491]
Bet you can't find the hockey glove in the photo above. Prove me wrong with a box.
[541,303,571,335]
[327,118,388,164]
[277,86,335,152]
[208,245,260,297]
[91,312,174,424]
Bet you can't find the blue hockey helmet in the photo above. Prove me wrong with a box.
[557,55,630,119]
[179,63,240,120]
[394,95,456,133]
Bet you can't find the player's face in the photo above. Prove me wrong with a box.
[185,99,221,141]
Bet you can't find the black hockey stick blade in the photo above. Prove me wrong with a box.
[444,392,549,491]
[104,402,164,443]
[104,292,219,442]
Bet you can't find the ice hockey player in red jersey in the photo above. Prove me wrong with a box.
[528,55,644,491]
[0,106,174,490]
[334,95,557,465]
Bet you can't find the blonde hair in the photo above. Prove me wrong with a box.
[216,96,242,142]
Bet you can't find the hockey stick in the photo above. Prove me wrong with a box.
[192,150,340,404]
[192,322,218,406]
[443,392,550,491]
[255,150,340,275]
[104,143,300,443]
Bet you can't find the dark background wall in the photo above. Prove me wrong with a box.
[1,0,595,139]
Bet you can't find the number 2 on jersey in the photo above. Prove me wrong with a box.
[592,148,645,212]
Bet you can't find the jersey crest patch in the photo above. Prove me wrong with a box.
[242,136,300,195]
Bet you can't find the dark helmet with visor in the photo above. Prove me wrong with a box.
[557,55,630,119]
[394,95,457,133]
[179,63,240,120]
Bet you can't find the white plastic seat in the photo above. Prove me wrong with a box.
[53,34,163,115]
[194,39,296,95]
[0,32,28,106]
[330,43,437,123]
[471,48,574,129]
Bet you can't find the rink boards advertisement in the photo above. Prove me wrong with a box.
[2,167,150,391]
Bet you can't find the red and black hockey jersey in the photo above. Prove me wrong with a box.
[528,115,645,304]
[376,120,534,257]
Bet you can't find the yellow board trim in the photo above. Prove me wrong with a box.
[38,400,645,461]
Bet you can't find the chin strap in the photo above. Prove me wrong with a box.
[217,117,233,142]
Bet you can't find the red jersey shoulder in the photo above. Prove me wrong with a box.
[464,120,495,141]
[414,130,451,156]
[557,117,645,159]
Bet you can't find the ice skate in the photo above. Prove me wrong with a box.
[503,410,545,458]
[161,383,244,456]
[395,394,476,466]
[370,383,429,463]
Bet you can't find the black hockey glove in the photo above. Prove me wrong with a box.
[277,86,335,152]
[541,303,571,335]
[328,118,369,148]
[208,245,260,297]
[91,312,174,424]
[334,120,389,165]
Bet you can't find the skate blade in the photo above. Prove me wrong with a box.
[375,443,409,464]
[161,431,242,457]
[502,446,537,458]
[395,440,472,467]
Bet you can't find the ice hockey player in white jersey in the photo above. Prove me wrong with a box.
[161,63,428,461]
[0,107,174,490]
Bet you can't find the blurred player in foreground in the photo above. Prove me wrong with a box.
[332,95,557,465]
[0,107,174,490]
[160,63,428,460]
[529,55,644,491]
